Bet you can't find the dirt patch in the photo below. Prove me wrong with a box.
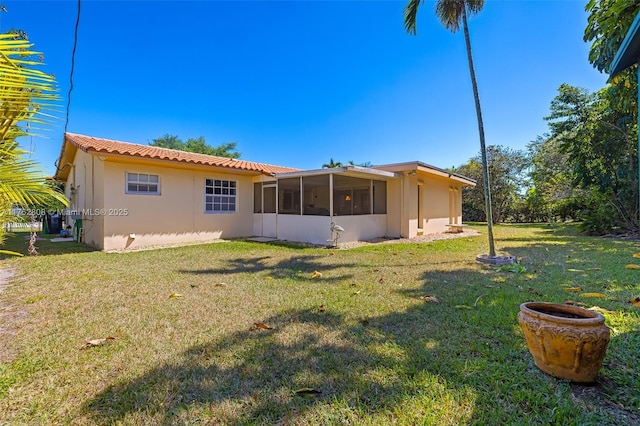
[0,267,29,363]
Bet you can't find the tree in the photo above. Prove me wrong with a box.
[454,145,529,224]
[150,134,241,158]
[544,83,637,233]
[322,158,343,168]
[527,134,586,222]
[404,0,496,257]
[1,31,67,249]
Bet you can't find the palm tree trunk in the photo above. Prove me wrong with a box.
[462,8,496,257]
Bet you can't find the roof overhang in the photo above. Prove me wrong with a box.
[274,165,400,180]
[53,138,78,181]
[373,161,476,186]
[610,10,640,77]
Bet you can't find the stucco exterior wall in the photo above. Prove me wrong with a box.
[65,150,105,249]
[99,159,255,251]
[385,179,402,238]
[423,175,458,234]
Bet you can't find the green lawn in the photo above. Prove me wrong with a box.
[0,224,638,425]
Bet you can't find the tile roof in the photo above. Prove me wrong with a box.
[63,133,300,175]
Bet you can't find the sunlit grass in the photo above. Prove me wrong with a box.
[0,224,638,425]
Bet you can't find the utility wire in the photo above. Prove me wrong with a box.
[64,0,81,135]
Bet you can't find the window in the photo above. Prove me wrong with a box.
[126,173,160,195]
[205,179,236,213]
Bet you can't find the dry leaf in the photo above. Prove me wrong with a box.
[169,293,183,298]
[311,271,322,279]
[352,290,361,295]
[567,268,584,273]
[378,277,384,283]
[421,295,440,304]
[586,268,602,271]
[265,276,274,280]
[563,286,582,292]
[319,304,326,312]
[633,254,640,259]
[580,292,607,299]
[214,283,227,287]
[589,306,614,314]
[625,264,640,270]
[254,322,273,330]
[630,296,640,307]
[83,336,115,349]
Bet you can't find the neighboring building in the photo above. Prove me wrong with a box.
[54,133,475,251]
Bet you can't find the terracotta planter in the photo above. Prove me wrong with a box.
[518,302,610,383]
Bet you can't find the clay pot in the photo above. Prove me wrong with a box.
[518,302,610,383]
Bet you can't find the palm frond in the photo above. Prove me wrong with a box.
[404,0,423,35]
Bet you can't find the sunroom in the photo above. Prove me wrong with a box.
[252,166,399,245]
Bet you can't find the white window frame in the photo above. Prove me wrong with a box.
[205,178,237,213]
[126,172,160,195]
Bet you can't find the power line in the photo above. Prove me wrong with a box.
[64,0,81,135]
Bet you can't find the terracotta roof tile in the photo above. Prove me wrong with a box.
[64,133,300,175]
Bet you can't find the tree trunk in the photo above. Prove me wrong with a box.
[462,8,496,257]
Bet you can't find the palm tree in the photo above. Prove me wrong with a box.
[404,0,496,257]
[322,158,344,168]
[1,31,67,247]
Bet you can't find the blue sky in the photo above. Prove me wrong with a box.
[4,0,608,176]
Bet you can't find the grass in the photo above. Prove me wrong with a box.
[0,224,638,425]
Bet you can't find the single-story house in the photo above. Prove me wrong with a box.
[54,133,475,251]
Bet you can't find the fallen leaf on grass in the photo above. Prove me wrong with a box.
[319,304,326,312]
[563,286,583,292]
[586,268,602,271]
[580,292,607,299]
[0,249,23,257]
[82,336,115,349]
[352,290,361,295]
[454,305,473,310]
[625,264,640,270]
[589,306,614,314]
[567,268,584,273]
[633,253,640,259]
[214,283,227,287]
[378,277,384,283]
[294,388,322,396]
[265,276,274,280]
[630,296,640,307]
[254,322,273,330]
[420,295,440,304]
[169,293,183,298]
[311,271,322,279]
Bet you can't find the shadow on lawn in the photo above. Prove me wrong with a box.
[83,231,640,424]
[84,306,482,424]
[180,254,357,282]
[0,231,96,258]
